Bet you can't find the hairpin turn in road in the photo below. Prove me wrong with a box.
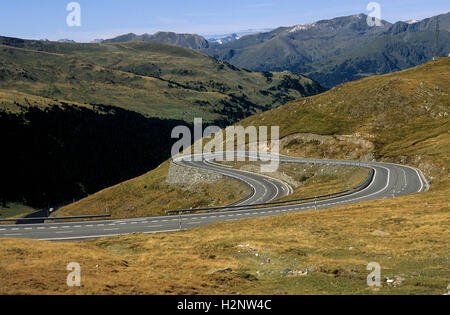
[0,153,428,241]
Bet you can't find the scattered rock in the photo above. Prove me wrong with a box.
[445,284,450,295]
[372,230,391,237]
[207,268,232,275]
[394,275,405,286]
[287,269,308,277]
[319,266,356,278]
[238,272,258,281]
[386,275,405,287]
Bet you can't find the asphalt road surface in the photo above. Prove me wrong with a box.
[0,152,428,241]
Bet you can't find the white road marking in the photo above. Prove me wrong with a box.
[38,229,181,241]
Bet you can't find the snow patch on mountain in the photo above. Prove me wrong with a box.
[208,33,241,45]
[405,19,421,24]
[289,22,317,33]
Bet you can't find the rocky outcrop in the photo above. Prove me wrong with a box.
[280,133,375,161]
[166,161,223,186]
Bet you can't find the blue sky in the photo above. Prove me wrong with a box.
[1,0,448,42]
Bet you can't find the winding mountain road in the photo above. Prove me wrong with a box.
[0,152,428,241]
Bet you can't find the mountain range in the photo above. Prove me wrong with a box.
[103,12,450,88]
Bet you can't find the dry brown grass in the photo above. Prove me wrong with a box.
[1,178,448,295]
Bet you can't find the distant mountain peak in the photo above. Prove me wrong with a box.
[287,13,383,34]
[352,13,365,19]
[102,31,209,49]
[209,33,241,45]
[57,39,76,43]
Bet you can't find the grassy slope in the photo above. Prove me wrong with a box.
[0,60,448,295]
[53,161,248,219]
[0,89,91,113]
[0,38,323,123]
[0,203,37,220]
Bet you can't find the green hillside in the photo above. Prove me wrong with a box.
[0,36,324,124]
